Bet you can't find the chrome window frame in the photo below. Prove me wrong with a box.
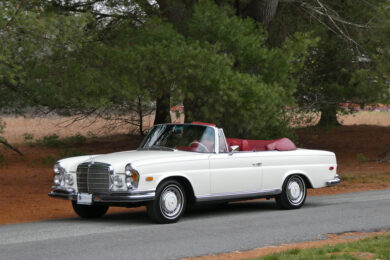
[217,128,229,153]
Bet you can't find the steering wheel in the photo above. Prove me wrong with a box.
[189,141,210,152]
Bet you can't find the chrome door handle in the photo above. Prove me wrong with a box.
[252,162,262,167]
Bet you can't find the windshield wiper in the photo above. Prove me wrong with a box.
[138,145,176,151]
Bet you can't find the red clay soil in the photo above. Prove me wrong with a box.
[0,126,390,225]
[0,135,144,225]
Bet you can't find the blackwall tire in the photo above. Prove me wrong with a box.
[275,175,307,210]
[72,201,109,218]
[147,180,186,224]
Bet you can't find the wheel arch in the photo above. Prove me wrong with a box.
[156,175,196,204]
[282,171,313,189]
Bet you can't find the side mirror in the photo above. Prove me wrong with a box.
[229,145,240,154]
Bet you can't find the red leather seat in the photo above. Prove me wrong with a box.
[226,137,296,151]
[265,138,296,151]
[191,122,216,126]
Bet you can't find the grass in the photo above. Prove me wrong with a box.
[341,172,390,184]
[254,234,390,260]
[356,153,369,163]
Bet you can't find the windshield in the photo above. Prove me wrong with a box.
[139,124,215,153]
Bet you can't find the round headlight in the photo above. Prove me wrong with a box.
[125,177,132,188]
[64,174,74,186]
[54,163,61,174]
[113,175,123,188]
[54,175,61,185]
[124,164,139,189]
[125,164,132,176]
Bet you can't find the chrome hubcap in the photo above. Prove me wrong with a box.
[289,182,301,199]
[160,185,183,219]
[287,176,305,206]
[163,191,178,212]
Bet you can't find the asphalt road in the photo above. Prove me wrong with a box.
[1,189,390,260]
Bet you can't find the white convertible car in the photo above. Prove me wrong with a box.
[49,122,340,223]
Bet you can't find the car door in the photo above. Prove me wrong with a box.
[208,130,263,194]
[209,152,263,194]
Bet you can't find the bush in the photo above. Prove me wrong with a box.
[39,155,58,165]
[62,133,87,146]
[32,133,87,148]
[36,134,63,148]
[58,149,87,158]
[23,133,35,146]
[357,153,369,163]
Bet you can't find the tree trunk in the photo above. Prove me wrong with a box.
[152,0,196,126]
[137,96,144,136]
[241,0,279,29]
[183,97,195,123]
[156,0,196,27]
[154,92,171,125]
[318,105,340,126]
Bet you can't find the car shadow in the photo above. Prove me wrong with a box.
[186,200,277,217]
[55,198,322,225]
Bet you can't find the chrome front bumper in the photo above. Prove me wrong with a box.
[48,186,155,203]
[326,175,341,187]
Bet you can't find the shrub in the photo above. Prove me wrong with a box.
[36,134,63,148]
[357,153,369,163]
[62,133,87,146]
[58,149,87,158]
[40,155,58,165]
[23,133,35,146]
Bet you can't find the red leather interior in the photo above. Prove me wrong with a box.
[226,137,296,151]
[191,122,216,126]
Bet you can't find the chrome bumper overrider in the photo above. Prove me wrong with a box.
[48,186,155,203]
[326,175,341,186]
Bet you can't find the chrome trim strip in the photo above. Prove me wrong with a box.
[195,188,282,202]
[118,189,155,195]
[95,192,155,203]
[326,177,341,187]
[48,189,156,203]
[51,186,75,193]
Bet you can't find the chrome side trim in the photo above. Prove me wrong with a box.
[195,189,282,202]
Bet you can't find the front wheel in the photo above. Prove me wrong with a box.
[72,201,109,218]
[147,180,186,224]
[275,175,307,209]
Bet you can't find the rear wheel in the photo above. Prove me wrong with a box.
[276,175,307,209]
[147,180,186,224]
[72,201,109,218]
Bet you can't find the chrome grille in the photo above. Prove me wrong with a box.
[76,162,111,194]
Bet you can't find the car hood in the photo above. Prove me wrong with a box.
[67,150,208,173]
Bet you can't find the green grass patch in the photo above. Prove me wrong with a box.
[357,153,369,163]
[341,172,390,184]
[253,234,390,260]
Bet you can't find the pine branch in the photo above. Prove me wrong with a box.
[0,139,23,156]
